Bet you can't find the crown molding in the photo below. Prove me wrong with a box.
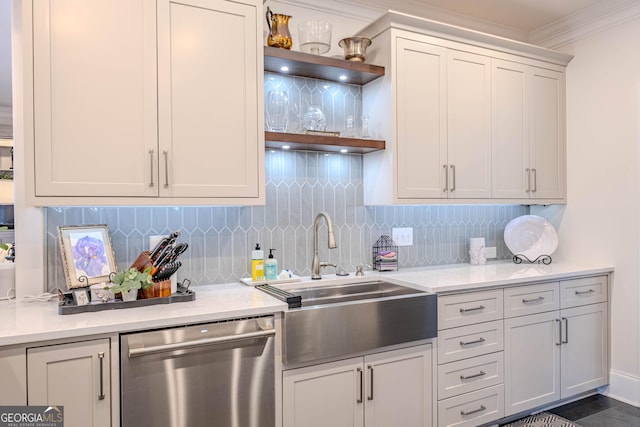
[530,0,640,49]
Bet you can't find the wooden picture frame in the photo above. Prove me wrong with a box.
[58,224,117,289]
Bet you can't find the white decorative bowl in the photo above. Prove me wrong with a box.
[504,215,558,260]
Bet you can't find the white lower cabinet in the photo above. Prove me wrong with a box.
[437,275,609,425]
[504,277,609,416]
[0,346,27,405]
[283,344,433,427]
[27,338,112,427]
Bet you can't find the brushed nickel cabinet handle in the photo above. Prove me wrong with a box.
[367,365,374,401]
[163,150,169,187]
[460,371,486,380]
[460,405,486,416]
[556,318,562,346]
[98,351,105,401]
[562,317,568,344]
[460,337,485,347]
[357,368,363,403]
[525,168,530,193]
[532,168,537,193]
[443,164,448,192]
[460,305,485,313]
[522,296,545,304]
[149,149,154,187]
[450,164,456,192]
[575,289,595,295]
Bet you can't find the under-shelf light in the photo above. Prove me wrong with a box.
[280,65,289,72]
[339,74,348,81]
[340,149,348,153]
[282,145,290,150]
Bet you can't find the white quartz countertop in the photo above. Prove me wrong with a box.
[0,261,613,347]
[0,283,287,346]
[383,261,614,293]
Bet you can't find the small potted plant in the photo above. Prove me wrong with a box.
[108,267,153,301]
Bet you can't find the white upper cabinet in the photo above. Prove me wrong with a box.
[157,0,261,199]
[29,0,264,205]
[492,60,565,201]
[360,11,572,205]
[446,50,492,199]
[395,38,447,199]
[33,0,158,198]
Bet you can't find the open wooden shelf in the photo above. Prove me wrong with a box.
[264,46,385,85]
[265,131,385,154]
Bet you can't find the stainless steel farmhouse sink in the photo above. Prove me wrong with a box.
[268,280,437,366]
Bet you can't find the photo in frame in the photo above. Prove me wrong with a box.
[72,288,90,306]
[58,224,117,289]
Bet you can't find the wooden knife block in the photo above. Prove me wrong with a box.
[130,251,158,276]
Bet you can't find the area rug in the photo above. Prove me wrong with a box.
[501,411,583,427]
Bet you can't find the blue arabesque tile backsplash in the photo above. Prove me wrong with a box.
[45,150,528,292]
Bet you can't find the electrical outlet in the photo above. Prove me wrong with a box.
[392,227,413,246]
[485,246,497,259]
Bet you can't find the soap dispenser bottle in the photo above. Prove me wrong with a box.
[265,249,278,281]
[251,244,264,282]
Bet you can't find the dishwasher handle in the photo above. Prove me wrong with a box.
[128,328,276,358]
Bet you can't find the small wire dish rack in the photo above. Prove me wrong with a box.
[372,235,398,271]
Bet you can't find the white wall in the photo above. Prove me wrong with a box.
[533,14,640,404]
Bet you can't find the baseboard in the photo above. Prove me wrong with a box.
[604,369,640,406]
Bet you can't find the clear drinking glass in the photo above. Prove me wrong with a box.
[360,114,370,138]
[266,90,288,132]
[345,114,355,137]
[302,105,327,131]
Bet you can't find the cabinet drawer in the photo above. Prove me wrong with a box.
[438,290,503,330]
[561,276,608,308]
[437,352,504,400]
[437,384,504,427]
[504,282,559,318]
[438,321,504,364]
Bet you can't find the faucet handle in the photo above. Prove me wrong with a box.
[355,264,372,276]
[320,262,337,269]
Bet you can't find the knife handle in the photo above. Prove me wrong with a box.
[149,237,170,262]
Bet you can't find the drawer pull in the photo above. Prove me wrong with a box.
[460,371,486,381]
[460,405,486,416]
[575,289,595,295]
[460,337,486,347]
[459,305,485,313]
[522,296,545,304]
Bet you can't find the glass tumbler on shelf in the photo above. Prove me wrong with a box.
[345,114,355,137]
[302,105,327,131]
[298,21,332,55]
[266,90,288,132]
[360,114,370,138]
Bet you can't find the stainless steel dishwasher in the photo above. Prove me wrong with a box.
[120,315,275,427]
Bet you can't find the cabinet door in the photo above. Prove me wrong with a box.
[364,344,432,427]
[530,67,565,200]
[33,0,158,197]
[283,357,364,427]
[395,37,447,199]
[447,50,491,199]
[491,59,529,199]
[0,347,27,405]
[157,0,263,199]
[504,311,560,416]
[27,339,111,427]
[561,303,608,397]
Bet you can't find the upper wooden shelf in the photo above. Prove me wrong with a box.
[264,46,385,85]
[265,132,385,154]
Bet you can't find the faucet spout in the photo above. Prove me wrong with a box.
[311,212,337,280]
